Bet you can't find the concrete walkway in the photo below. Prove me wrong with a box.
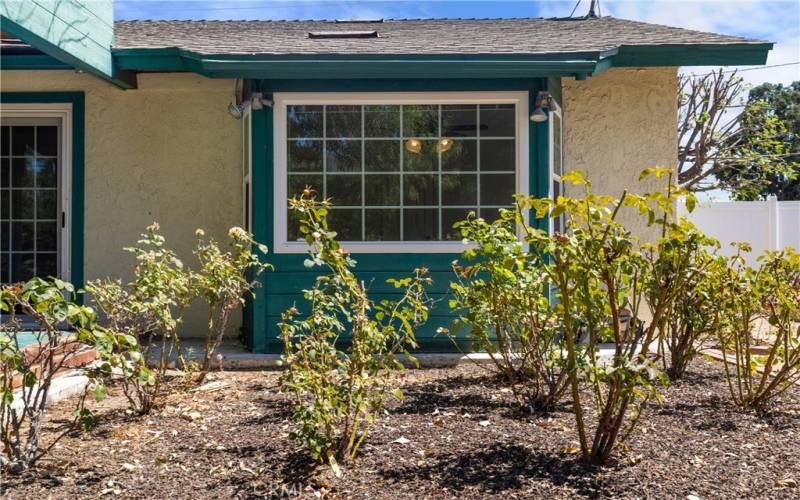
[15,341,657,409]
[159,340,493,369]
[162,340,645,370]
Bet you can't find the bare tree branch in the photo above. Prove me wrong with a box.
[677,69,794,198]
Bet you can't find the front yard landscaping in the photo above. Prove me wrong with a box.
[3,359,799,499]
[3,173,800,498]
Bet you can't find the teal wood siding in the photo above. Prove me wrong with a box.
[245,79,551,353]
[1,1,114,79]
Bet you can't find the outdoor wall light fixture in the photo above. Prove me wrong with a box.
[250,92,274,110]
[227,102,245,119]
[227,93,274,119]
[405,138,423,154]
[530,91,554,122]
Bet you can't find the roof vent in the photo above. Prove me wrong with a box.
[334,19,384,24]
[308,30,379,39]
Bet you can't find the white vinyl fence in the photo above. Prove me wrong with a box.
[677,197,800,267]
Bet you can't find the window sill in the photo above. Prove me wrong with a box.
[274,240,472,254]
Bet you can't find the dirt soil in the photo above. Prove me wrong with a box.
[2,359,799,499]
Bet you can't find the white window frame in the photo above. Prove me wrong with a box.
[548,99,564,235]
[273,91,529,254]
[1,103,72,282]
[242,104,253,233]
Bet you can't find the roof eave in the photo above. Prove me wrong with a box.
[110,42,774,80]
[112,48,600,79]
[607,43,773,68]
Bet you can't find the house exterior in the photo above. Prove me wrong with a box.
[0,2,772,353]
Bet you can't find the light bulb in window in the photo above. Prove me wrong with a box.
[404,138,422,154]
[437,138,454,153]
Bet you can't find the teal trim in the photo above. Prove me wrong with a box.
[201,60,594,79]
[113,49,595,80]
[112,42,772,80]
[610,43,773,68]
[0,92,85,297]
[532,89,551,233]
[115,49,608,62]
[0,11,134,88]
[0,54,72,70]
[245,103,272,353]
[258,78,539,93]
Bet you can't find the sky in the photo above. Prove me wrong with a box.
[115,0,800,87]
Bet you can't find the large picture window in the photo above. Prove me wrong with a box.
[274,92,528,253]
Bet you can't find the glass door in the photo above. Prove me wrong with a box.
[1,118,63,283]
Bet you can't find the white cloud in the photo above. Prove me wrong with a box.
[590,1,799,86]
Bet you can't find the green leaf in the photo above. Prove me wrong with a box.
[1,389,13,406]
[685,193,697,213]
[561,170,588,186]
[94,384,108,402]
[23,371,38,388]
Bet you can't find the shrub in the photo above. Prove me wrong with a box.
[717,247,800,410]
[88,223,271,409]
[518,170,700,466]
[193,227,271,382]
[0,278,109,473]
[652,220,723,380]
[279,190,431,473]
[86,223,195,414]
[445,210,569,412]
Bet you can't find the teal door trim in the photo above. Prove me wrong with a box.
[245,100,272,352]
[0,92,85,297]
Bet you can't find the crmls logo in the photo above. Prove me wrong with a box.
[271,482,303,497]
[246,482,305,498]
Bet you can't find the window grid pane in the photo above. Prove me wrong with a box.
[361,106,365,239]
[1,124,60,283]
[399,107,404,239]
[286,103,516,242]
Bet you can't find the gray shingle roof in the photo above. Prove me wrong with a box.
[113,17,763,56]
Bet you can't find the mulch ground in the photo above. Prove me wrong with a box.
[2,358,799,499]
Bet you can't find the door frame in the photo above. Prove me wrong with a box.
[1,92,84,291]
[1,103,72,282]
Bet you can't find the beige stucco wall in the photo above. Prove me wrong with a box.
[1,71,243,338]
[562,67,678,243]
